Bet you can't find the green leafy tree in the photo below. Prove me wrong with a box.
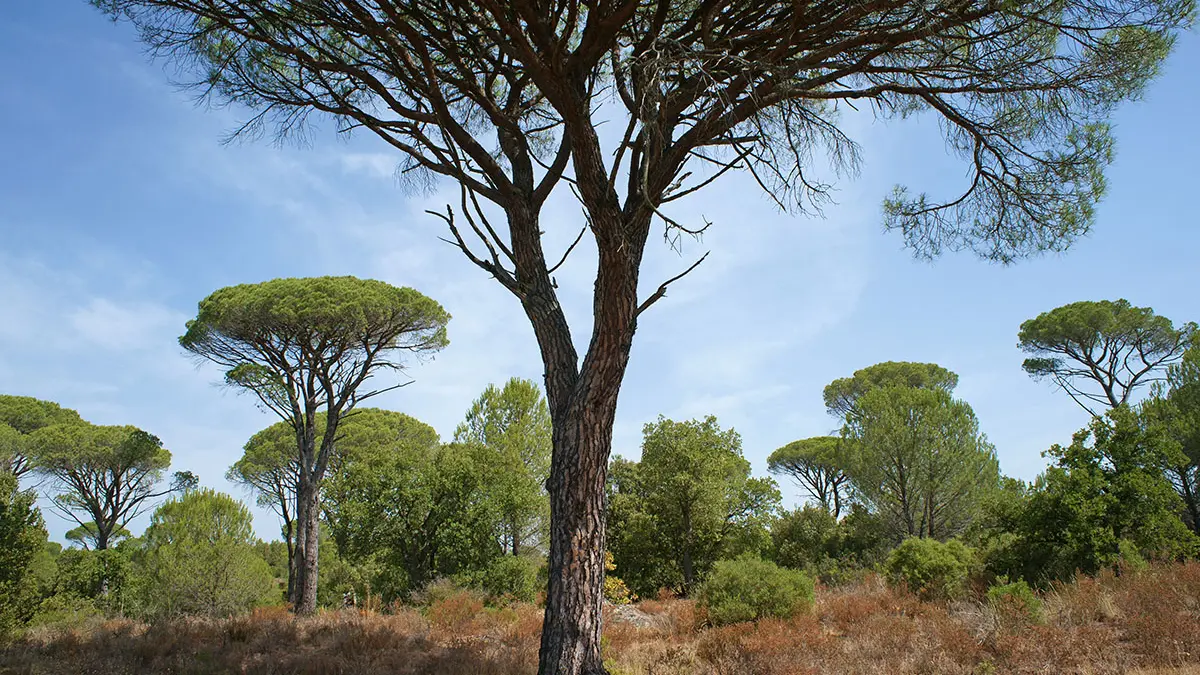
[768,436,852,518]
[843,387,1000,541]
[1018,300,1196,414]
[180,276,449,615]
[823,362,959,423]
[454,378,552,556]
[609,417,780,596]
[91,0,1192,668]
[227,426,299,601]
[0,472,48,637]
[48,543,138,616]
[324,440,501,601]
[137,489,276,618]
[1141,342,1200,532]
[770,505,843,571]
[0,395,82,480]
[771,503,892,579]
[31,422,194,551]
[231,408,440,603]
[1005,407,1198,585]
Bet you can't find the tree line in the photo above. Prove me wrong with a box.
[3,286,1197,641]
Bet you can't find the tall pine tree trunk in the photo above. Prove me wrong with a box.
[538,389,620,675]
[531,225,642,675]
[292,477,321,614]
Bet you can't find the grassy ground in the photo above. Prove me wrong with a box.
[4,562,1200,674]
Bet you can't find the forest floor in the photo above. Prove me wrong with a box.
[3,563,1200,674]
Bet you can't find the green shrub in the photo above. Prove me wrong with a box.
[27,594,105,631]
[885,538,975,601]
[697,557,814,626]
[460,555,541,604]
[986,579,1042,622]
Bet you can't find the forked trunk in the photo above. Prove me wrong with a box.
[538,398,618,675]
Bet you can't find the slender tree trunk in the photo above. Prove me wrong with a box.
[512,519,520,557]
[681,509,695,594]
[284,519,297,605]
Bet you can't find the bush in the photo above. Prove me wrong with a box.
[697,557,814,626]
[884,538,975,601]
[986,579,1042,623]
[27,594,105,631]
[460,555,541,604]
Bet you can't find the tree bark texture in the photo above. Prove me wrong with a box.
[293,477,321,615]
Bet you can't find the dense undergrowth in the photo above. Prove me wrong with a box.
[4,562,1200,675]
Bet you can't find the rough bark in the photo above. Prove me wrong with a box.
[295,482,321,615]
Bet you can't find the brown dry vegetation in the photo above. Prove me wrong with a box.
[4,563,1200,675]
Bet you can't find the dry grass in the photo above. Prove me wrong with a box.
[4,563,1200,675]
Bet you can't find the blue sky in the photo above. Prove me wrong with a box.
[2,3,1198,544]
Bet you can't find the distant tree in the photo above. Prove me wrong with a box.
[770,505,842,571]
[49,544,138,615]
[1018,300,1196,414]
[843,387,999,540]
[180,276,449,615]
[230,408,440,603]
[0,472,47,637]
[608,416,780,596]
[0,395,82,480]
[454,378,552,556]
[768,436,852,518]
[65,523,132,551]
[30,422,194,551]
[92,0,1192,667]
[1141,343,1200,532]
[324,441,501,601]
[823,362,959,423]
[138,489,276,618]
[1007,407,1198,584]
[227,426,299,600]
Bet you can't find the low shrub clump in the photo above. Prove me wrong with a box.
[885,537,975,601]
[987,579,1043,623]
[696,557,813,626]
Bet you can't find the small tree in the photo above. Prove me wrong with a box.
[1018,300,1196,414]
[138,489,276,618]
[454,378,552,556]
[609,416,780,596]
[768,436,851,518]
[324,441,502,600]
[0,472,47,637]
[180,276,449,615]
[1010,406,1198,584]
[31,422,193,551]
[232,408,440,602]
[0,396,82,481]
[843,386,999,540]
[227,424,300,601]
[1141,342,1200,532]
